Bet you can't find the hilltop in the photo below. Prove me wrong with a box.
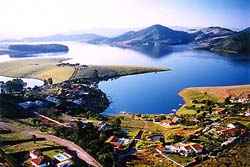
[195,27,250,54]
[91,24,192,48]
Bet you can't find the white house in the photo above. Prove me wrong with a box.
[46,96,60,105]
[54,152,73,167]
[221,137,237,146]
[227,123,236,128]
[0,81,6,94]
[72,98,82,105]
[165,143,204,156]
[165,145,177,153]
[29,150,50,167]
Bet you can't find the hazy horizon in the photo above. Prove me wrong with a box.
[1,0,249,38]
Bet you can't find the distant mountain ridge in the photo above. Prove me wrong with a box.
[1,25,249,55]
[0,33,106,43]
[195,27,250,54]
[191,26,235,42]
[91,24,192,49]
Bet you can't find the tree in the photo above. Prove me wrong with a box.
[48,78,53,85]
[43,79,48,85]
[159,115,166,120]
[5,79,26,93]
[208,107,213,114]
[111,118,121,129]
[225,96,231,105]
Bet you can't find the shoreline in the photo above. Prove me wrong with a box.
[177,84,250,115]
[0,57,168,84]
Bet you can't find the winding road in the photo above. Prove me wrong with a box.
[29,131,103,167]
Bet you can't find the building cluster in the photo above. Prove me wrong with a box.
[29,150,73,167]
[157,117,182,127]
[106,136,131,151]
[230,94,250,104]
[0,81,6,94]
[165,142,204,157]
[16,81,101,113]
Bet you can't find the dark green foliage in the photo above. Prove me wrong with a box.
[0,94,24,118]
[5,79,26,93]
[55,123,114,167]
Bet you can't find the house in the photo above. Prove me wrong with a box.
[97,122,111,131]
[214,108,225,115]
[53,152,73,167]
[30,150,42,159]
[46,96,61,105]
[18,100,47,110]
[164,143,204,156]
[190,143,204,154]
[153,118,161,122]
[245,111,250,117]
[160,121,176,127]
[221,137,237,146]
[178,144,194,156]
[72,98,82,105]
[165,145,177,153]
[172,117,182,124]
[18,101,35,109]
[0,81,6,94]
[147,134,164,142]
[218,128,243,138]
[29,150,50,167]
[31,157,50,167]
[227,123,236,128]
[106,136,130,151]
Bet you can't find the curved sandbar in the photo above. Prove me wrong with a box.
[0,58,169,84]
[0,58,74,84]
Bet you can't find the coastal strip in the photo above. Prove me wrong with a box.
[177,84,250,115]
[0,58,74,84]
[0,58,169,83]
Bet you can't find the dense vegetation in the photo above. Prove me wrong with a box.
[55,123,115,167]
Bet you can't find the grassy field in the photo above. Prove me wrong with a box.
[177,84,250,115]
[180,85,250,104]
[119,117,199,140]
[0,58,168,84]
[2,140,59,154]
[74,65,168,80]
[0,129,65,166]
[0,58,74,83]
[126,149,180,167]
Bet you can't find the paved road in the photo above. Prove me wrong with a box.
[29,132,103,167]
[31,113,103,167]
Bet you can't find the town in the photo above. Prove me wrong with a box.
[0,77,249,167]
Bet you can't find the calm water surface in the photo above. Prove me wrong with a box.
[0,42,249,115]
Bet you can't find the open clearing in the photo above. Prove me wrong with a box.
[0,58,168,84]
[0,58,74,83]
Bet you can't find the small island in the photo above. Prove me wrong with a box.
[4,44,69,57]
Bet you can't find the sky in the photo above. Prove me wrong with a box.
[0,0,249,38]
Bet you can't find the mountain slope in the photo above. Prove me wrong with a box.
[93,24,192,48]
[192,27,235,42]
[0,33,107,43]
[196,27,250,54]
